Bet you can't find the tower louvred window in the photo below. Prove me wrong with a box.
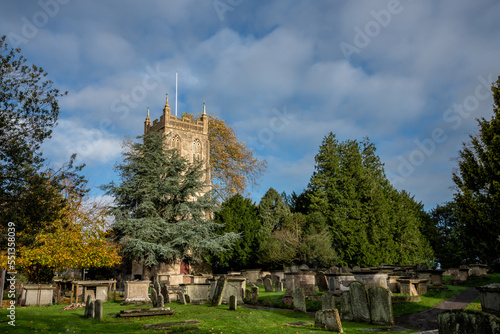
[193,139,201,161]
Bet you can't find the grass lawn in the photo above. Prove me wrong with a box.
[0,296,414,334]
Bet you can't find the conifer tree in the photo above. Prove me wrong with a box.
[102,132,238,267]
[209,194,260,271]
[452,75,500,266]
[307,133,432,267]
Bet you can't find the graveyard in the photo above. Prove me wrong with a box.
[2,265,500,333]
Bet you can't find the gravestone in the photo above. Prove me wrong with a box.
[251,285,259,303]
[324,309,343,332]
[275,281,283,292]
[316,271,329,292]
[211,276,227,306]
[178,292,186,304]
[151,287,158,306]
[340,291,353,321]
[157,294,164,307]
[349,281,370,323]
[314,310,325,329]
[263,277,273,292]
[245,289,251,301]
[87,300,95,319]
[160,284,170,304]
[84,295,94,318]
[229,295,237,310]
[94,299,103,321]
[185,294,191,304]
[293,286,306,313]
[256,278,263,286]
[322,292,335,310]
[368,286,394,326]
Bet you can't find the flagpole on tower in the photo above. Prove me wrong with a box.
[175,71,178,117]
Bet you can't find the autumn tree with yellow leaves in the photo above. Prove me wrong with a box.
[183,113,267,201]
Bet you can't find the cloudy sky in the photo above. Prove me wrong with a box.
[1,0,499,209]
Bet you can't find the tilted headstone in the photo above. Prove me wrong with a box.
[151,287,158,306]
[316,271,329,292]
[315,310,325,329]
[340,291,353,321]
[368,286,394,326]
[251,285,259,303]
[229,295,237,310]
[160,284,170,304]
[275,281,283,292]
[322,292,335,310]
[293,286,306,313]
[263,277,273,292]
[94,299,103,321]
[245,289,251,301]
[324,309,343,332]
[211,276,227,306]
[157,293,164,308]
[178,291,186,304]
[349,281,371,323]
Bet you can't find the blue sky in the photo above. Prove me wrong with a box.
[1,0,499,209]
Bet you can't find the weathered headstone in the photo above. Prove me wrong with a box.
[321,292,335,310]
[157,294,164,308]
[151,287,158,306]
[94,299,103,321]
[178,291,186,304]
[84,295,93,318]
[275,281,283,292]
[368,286,394,326]
[293,286,306,313]
[298,264,309,271]
[251,285,259,303]
[314,310,325,329]
[161,284,170,304]
[316,271,329,292]
[324,309,343,333]
[340,291,353,321]
[256,278,263,286]
[263,277,273,292]
[349,281,370,323]
[245,289,251,301]
[87,300,95,319]
[211,276,227,306]
[185,294,191,304]
[229,295,237,310]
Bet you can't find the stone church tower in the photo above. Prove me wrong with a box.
[144,95,211,189]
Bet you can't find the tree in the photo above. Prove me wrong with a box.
[101,132,238,267]
[307,133,432,267]
[17,193,121,282]
[0,35,67,203]
[428,202,466,269]
[182,113,267,201]
[209,194,261,272]
[452,75,500,267]
[297,212,338,268]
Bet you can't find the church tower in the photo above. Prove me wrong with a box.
[144,95,211,188]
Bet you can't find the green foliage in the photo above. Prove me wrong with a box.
[102,132,238,267]
[428,202,466,269]
[452,75,500,267]
[209,194,261,272]
[307,133,433,267]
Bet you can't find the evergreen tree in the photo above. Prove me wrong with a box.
[452,75,500,266]
[307,133,432,267]
[209,194,260,272]
[429,202,465,269]
[102,132,238,267]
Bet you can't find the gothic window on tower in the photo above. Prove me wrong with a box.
[171,135,181,152]
[193,139,201,161]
